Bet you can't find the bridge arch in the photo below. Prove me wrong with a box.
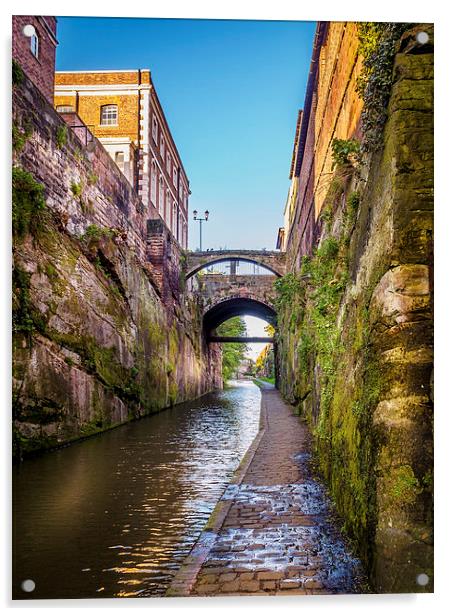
[186,250,286,279]
[203,296,276,336]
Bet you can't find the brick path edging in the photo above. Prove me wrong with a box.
[166,386,270,597]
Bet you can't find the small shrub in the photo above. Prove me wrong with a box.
[73,148,83,161]
[70,181,83,198]
[12,120,32,153]
[56,125,68,149]
[87,172,98,186]
[83,224,106,242]
[347,191,360,212]
[317,237,339,262]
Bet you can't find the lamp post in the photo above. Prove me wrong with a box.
[193,210,209,251]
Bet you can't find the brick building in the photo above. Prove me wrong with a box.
[281,22,363,264]
[12,16,58,104]
[55,70,190,248]
[276,109,303,251]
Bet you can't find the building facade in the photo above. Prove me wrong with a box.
[276,109,303,251]
[12,15,58,104]
[282,22,363,265]
[54,70,189,248]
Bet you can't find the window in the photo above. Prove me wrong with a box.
[158,175,164,216]
[165,189,170,224]
[100,105,118,126]
[160,135,165,158]
[151,160,157,205]
[56,105,75,113]
[172,166,178,187]
[166,152,171,174]
[173,202,178,237]
[152,116,158,143]
[30,32,39,58]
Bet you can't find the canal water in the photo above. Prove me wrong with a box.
[13,381,261,599]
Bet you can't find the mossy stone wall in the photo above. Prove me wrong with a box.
[12,73,222,459]
[276,30,433,592]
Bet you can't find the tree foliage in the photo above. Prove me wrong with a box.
[216,317,248,382]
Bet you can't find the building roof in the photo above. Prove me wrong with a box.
[289,110,303,179]
[294,21,329,177]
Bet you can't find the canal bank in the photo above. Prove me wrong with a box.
[168,383,368,596]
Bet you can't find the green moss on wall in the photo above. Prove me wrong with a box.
[12,167,48,239]
[276,33,433,591]
[275,166,383,566]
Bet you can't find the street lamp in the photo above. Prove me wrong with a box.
[193,210,209,251]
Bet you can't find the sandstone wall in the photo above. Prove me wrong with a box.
[287,22,363,266]
[276,26,433,592]
[12,73,222,458]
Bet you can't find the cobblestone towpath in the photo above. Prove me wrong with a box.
[168,384,368,597]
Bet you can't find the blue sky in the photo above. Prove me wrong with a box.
[56,17,316,251]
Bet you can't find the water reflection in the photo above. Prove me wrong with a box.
[13,381,261,599]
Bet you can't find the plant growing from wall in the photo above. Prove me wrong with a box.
[331,138,361,169]
[12,119,32,153]
[12,166,47,239]
[87,172,98,186]
[70,180,83,198]
[12,59,24,86]
[56,125,68,149]
[12,266,47,342]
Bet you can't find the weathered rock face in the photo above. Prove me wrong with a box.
[12,73,222,458]
[276,28,433,592]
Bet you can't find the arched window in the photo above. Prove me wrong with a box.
[30,32,39,58]
[100,104,118,126]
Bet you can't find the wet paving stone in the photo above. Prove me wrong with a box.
[190,389,368,596]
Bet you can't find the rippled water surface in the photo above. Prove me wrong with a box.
[13,381,261,599]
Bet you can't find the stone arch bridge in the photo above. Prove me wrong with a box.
[186,250,286,343]
[185,250,286,279]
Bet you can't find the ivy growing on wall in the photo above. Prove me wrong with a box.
[356,22,412,151]
[12,59,24,86]
[331,138,361,169]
